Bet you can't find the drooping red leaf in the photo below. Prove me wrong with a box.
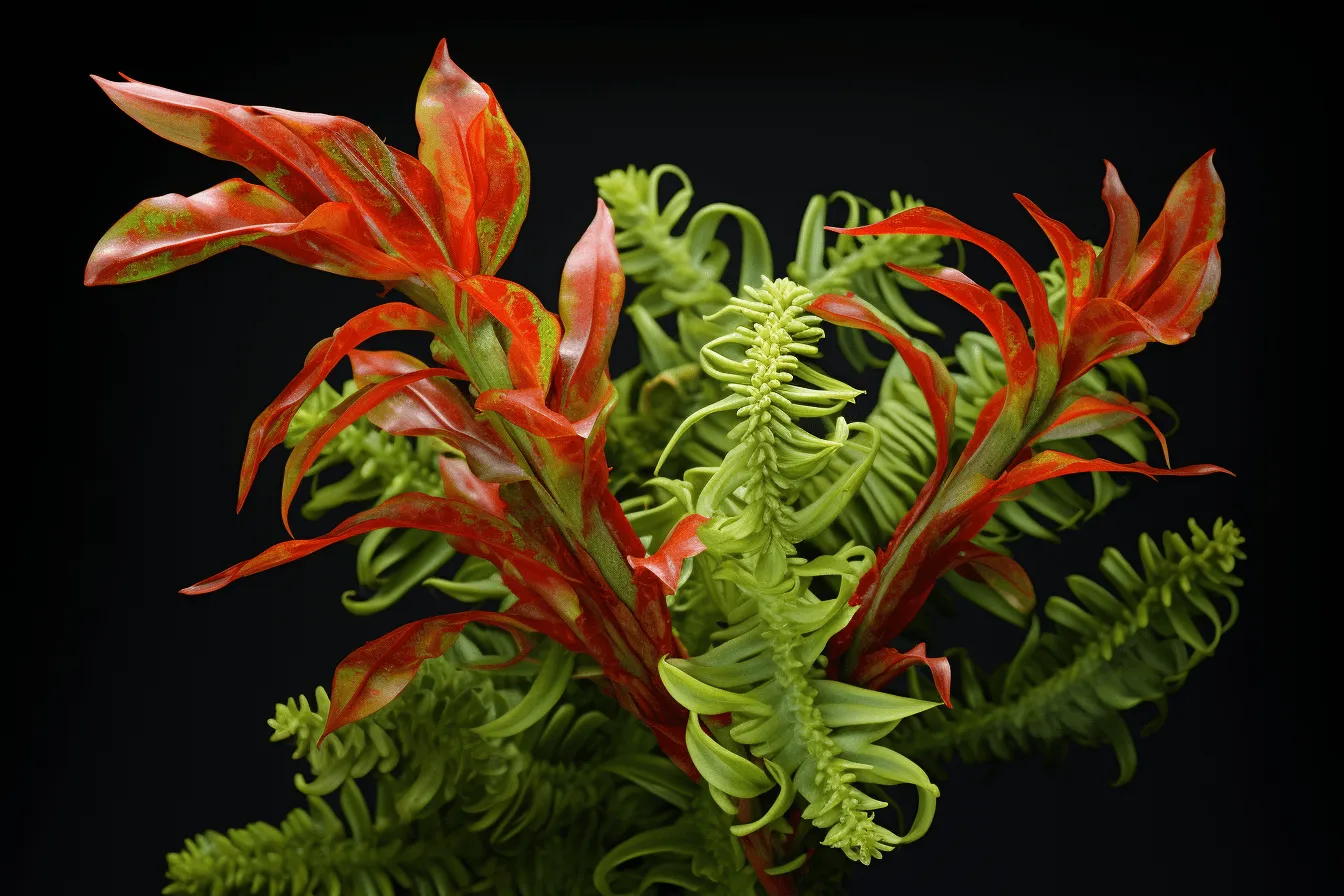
[887,263,1035,402]
[322,610,538,739]
[549,201,626,421]
[811,292,957,543]
[349,349,526,483]
[456,275,560,390]
[280,367,470,531]
[853,644,953,706]
[84,179,416,286]
[184,492,535,594]
[237,303,446,510]
[833,206,1059,362]
[1032,391,1170,466]
[1014,193,1097,334]
[956,546,1036,616]
[415,40,530,275]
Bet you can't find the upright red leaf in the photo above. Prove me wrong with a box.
[835,206,1060,364]
[236,303,447,510]
[1014,193,1097,333]
[550,201,625,421]
[1098,161,1141,295]
[811,292,957,542]
[457,275,560,390]
[416,40,530,275]
[84,179,416,286]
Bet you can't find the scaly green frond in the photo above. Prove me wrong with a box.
[890,519,1244,784]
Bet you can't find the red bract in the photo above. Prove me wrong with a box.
[88,41,705,774]
[814,152,1229,685]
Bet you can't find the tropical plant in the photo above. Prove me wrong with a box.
[86,38,1237,895]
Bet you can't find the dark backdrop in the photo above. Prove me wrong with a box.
[31,14,1319,894]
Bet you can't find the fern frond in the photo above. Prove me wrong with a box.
[891,519,1245,784]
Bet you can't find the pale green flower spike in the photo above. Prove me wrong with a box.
[657,276,941,865]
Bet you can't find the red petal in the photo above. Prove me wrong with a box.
[853,644,953,707]
[415,40,530,275]
[237,303,446,511]
[550,201,625,421]
[84,179,415,286]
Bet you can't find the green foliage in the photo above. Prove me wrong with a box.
[164,631,732,895]
[655,278,940,866]
[891,519,1244,784]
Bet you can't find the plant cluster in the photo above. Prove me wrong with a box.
[86,39,1238,895]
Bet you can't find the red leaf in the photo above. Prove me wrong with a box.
[416,40,530,275]
[1057,298,1157,386]
[280,367,468,532]
[183,492,536,595]
[853,644,953,707]
[811,292,957,544]
[887,263,1035,402]
[629,514,709,594]
[436,456,507,518]
[1032,392,1170,466]
[322,610,537,740]
[1014,193,1097,334]
[476,386,579,439]
[349,349,526,483]
[237,303,446,511]
[84,179,416,286]
[1098,160,1141,295]
[956,547,1036,616]
[93,75,454,275]
[456,275,560,390]
[550,201,626,421]
[954,388,1007,478]
[833,205,1059,361]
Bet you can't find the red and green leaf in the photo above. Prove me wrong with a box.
[1032,391,1169,465]
[237,303,447,510]
[811,292,957,543]
[457,275,560,390]
[349,349,525,483]
[1014,193,1097,334]
[415,40,530,275]
[550,201,626,422]
[322,610,538,740]
[1098,160,1141,295]
[84,179,416,286]
[852,644,953,706]
[834,206,1059,363]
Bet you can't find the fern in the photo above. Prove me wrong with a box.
[891,519,1245,784]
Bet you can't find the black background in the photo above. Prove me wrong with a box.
[28,13,1323,894]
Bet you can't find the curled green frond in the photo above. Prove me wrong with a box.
[661,277,939,867]
[891,519,1245,784]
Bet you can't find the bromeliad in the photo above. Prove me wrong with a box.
[87,37,1241,896]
